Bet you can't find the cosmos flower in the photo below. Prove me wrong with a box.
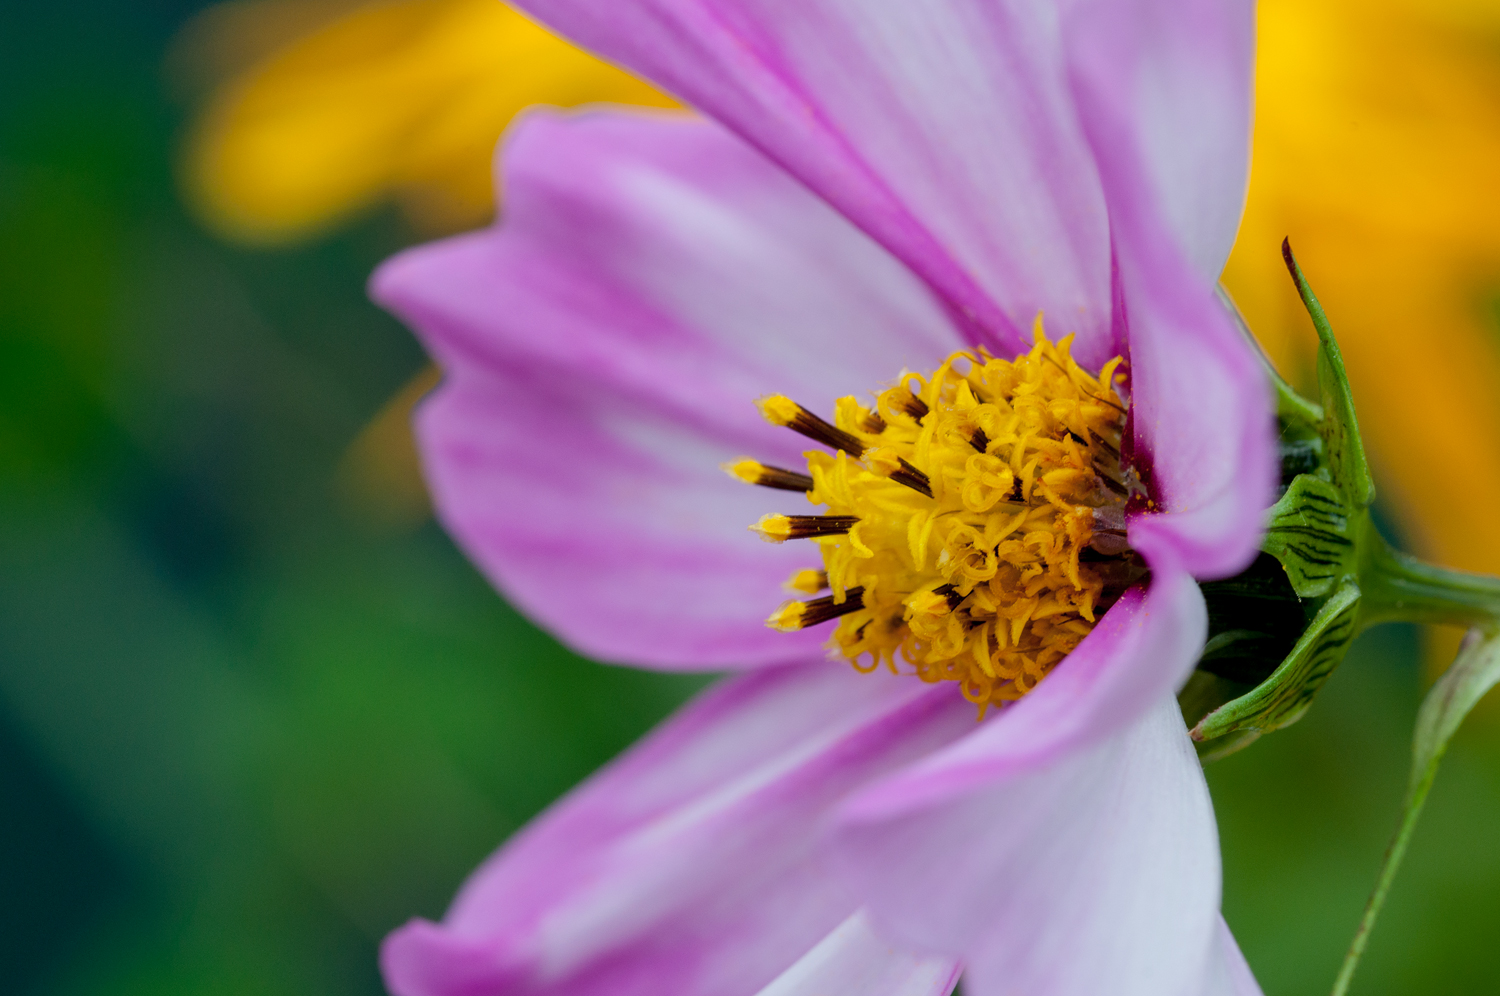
[372,1,1276,994]
[177,0,1500,597]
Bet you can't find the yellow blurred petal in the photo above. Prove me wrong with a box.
[1225,0,1500,597]
[168,0,370,90]
[181,0,678,244]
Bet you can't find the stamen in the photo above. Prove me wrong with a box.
[724,458,814,492]
[894,392,930,421]
[1090,506,1131,555]
[933,583,967,610]
[757,395,865,455]
[767,586,866,631]
[752,513,860,542]
[748,324,1135,712]
[890,457,933,497]
[868,450,934,497]
[1086,428,1120,459]
[1098,473,1129,497]
[1093,393,1127,415]
[786,568,829,594]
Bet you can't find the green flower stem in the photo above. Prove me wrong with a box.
[1331,628,1500,996]
[1357,517,1500,629]
[1329,731,1444,996]
[1271,243,1500,993]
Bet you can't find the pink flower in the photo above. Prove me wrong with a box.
[373,1,1276,994]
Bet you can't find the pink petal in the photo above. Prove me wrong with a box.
[753,912,960,996]
[374,111,960,669]
[836,532,1206,816]
[1064,0,1255,279]
[826,535,1246,993]
[508,0,1118,366]
[834,696,1243,996]
[1065,0,1274,579]
[381,662,975,996]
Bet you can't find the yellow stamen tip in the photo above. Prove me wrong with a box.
[766,600,808,632]
[724,458,765,484]
[756,394,802,427]
[786,569,827,594]
[751,514,793,542]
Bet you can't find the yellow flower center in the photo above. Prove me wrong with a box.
[729,321,1146,714]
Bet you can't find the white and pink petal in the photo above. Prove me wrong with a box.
[374,111,960,668]
[382,662,975,996]
[509,0,1120,365]
[753,912,960,996]
[1064,0,1256,280]
[1063,0,1274,579]
[833,695,1256,996]
[823,532,1264,995]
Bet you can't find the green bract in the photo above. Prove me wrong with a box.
[1177,242,1500,990]
[1182,244,1373,759]
[1183,243,1500,761]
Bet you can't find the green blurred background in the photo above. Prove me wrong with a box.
[1,3,1497,995]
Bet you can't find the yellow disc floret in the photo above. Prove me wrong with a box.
[736,320,1144,715]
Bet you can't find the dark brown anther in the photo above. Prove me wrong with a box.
[745,463,815,492]
[774,514,861,539]
[933,583,967,610]
[1066,429,1088,446]
[969,428,990,453]
[889,458,933,498]
[799,586,866,627]
[861,411,887,434]
[1086,428,1121,459]
[1092,393,1127,415]
[779,404,866,456]
[1097,473,1129,497]
[895,393,930,421]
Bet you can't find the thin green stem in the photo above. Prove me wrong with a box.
[1358,518,1500,629]
[1330,629,1500,996]
[1328,756,1440,996]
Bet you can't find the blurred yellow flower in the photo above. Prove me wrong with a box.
[177,0,676,243]
[1224,0,1500,593]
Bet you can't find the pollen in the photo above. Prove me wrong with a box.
[737,320,1146,715]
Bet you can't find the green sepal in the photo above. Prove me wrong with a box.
[1194,727,1262,765]
[1281,239,1376,510]
[1215,285,1323,431]
[1185,253,1375,755]
[1262,475,1358,599]
[1192,581,1361,744]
